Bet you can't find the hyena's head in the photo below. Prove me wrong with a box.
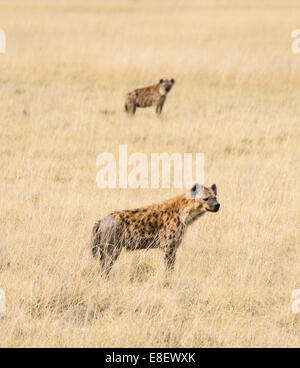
[159,78,175,95]
[183,183,220,224]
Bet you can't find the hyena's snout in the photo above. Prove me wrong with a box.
[207,200,220,213]
[213,202,220,212]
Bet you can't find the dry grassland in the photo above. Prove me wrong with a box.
[0,0,299,347]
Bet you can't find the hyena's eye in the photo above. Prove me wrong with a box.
[203,198,209,201]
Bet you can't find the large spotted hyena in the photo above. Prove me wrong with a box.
[125,78,175,115]
[91,183,220,276]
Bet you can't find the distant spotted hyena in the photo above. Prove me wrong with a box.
[125,78,175,115]
[91,183,220,276]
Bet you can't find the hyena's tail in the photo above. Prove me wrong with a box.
[91,221,101,258]
[125,103,128,112]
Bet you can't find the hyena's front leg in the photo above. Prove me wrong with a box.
[163,241,178,271]
[156,96,166,115]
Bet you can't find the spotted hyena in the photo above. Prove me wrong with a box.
[125,78,175,115]
[91,183,220,276]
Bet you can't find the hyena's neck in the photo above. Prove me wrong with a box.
[159,194,204,226]
[183,211,205,226]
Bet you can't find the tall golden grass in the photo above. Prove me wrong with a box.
[0,0,299,347]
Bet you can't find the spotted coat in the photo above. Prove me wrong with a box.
[125,78,175,115]
[91,184,220,276]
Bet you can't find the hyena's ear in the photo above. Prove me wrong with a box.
[188,183,204,199]
[159,79,164,84]
[170,78,175,84]
[211,184,217,195]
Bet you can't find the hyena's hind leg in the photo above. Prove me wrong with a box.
[102,244,122,277]
[91,216,122,277]
[125,96,136,115]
